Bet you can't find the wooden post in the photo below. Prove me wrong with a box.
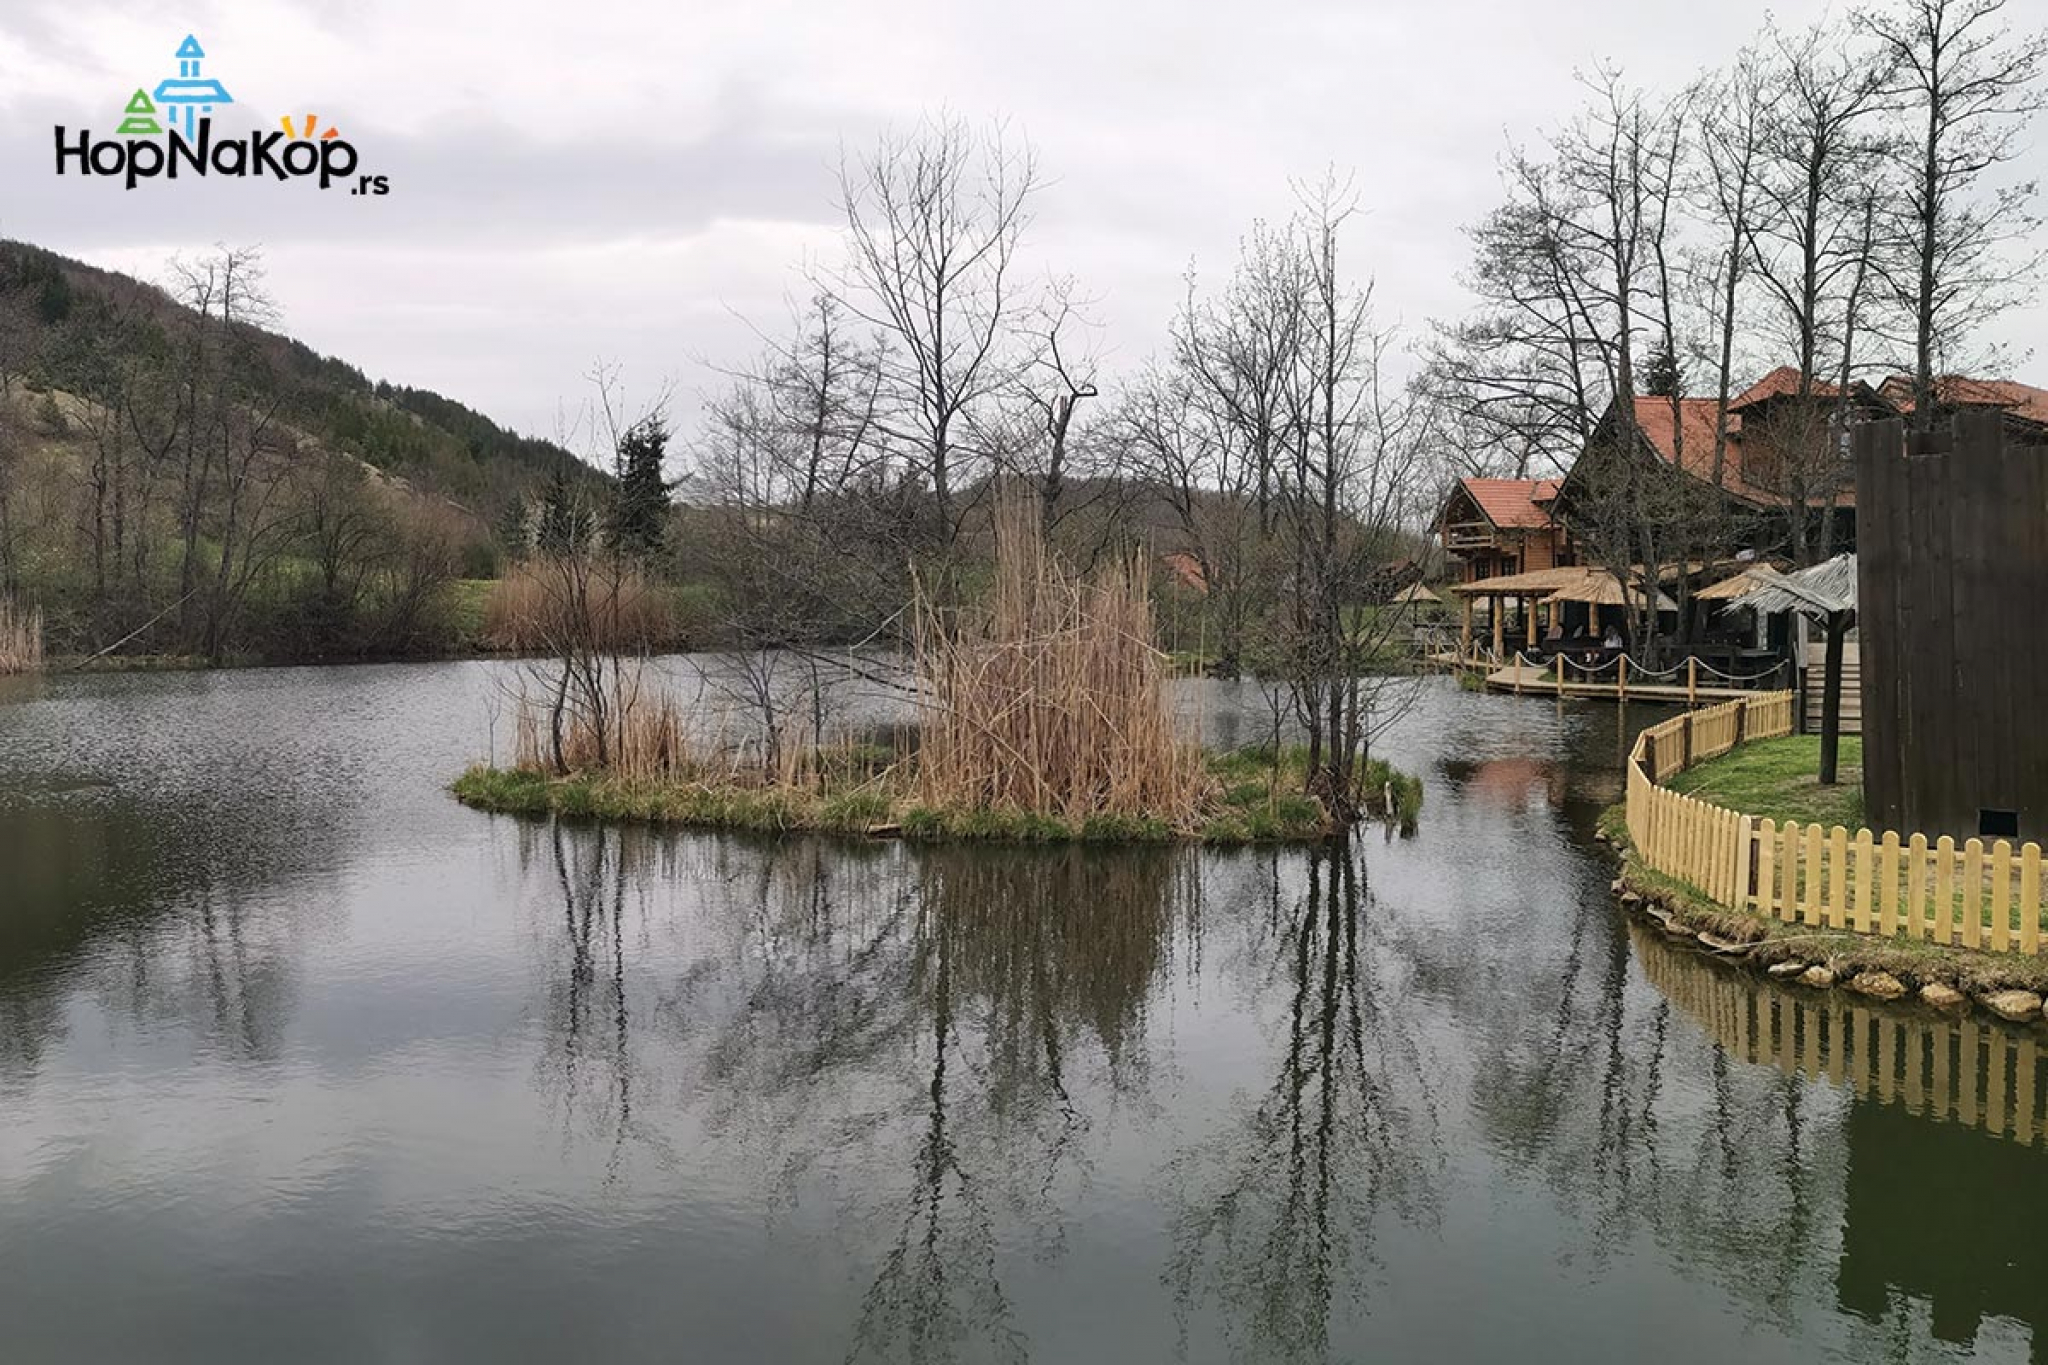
[1491,598,1504,659]
[1555,653,1565,696]
[1687,656,1698,707]
[1525,597,1538,649]
[1818,609,1847,786]
[1618,654,1628,700]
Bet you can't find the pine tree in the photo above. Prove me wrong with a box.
[609,415,672,555]
[1641,343,1684,398]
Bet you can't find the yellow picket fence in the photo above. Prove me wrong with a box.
[1625,692,2048,955]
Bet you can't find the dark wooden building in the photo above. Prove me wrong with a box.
[1856,412,2048,840]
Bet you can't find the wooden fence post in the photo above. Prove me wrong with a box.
[2021,844,2041,956]
[1734,814,1755,911]
[1619,654,1629,700]
[1687,656,1698,707]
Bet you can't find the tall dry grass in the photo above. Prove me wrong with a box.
[483,558,673,653]
[511,658,697,783]
[913,499,1208,825]
[0,597,44,675]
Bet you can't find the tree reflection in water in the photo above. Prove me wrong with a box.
[842,845,1195,1365]
[535,833,1197,1364]
[1164,842,1444,1365]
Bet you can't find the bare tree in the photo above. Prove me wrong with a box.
[1746,21,1892,562]
[829,114,1041,547]
[1270,177,1435,822]
[1860,0,2048,428]
[1691,43,1777,492]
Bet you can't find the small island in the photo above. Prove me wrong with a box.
[453,504,1422,845]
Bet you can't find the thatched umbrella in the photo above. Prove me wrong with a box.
[1732,553,1857,785]
[1538,573,1676,611]
[1389,581,1442,606]
[1694,562,1782,602]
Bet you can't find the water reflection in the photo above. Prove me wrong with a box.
[7,665,2048,1365]
[1638,930,2048,1358]
[1165,844,1442,1364]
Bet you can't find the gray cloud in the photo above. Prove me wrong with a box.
[2,0,2043,444]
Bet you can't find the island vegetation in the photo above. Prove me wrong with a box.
[455,500,1423,842]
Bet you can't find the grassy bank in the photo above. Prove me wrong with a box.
[453,744,1421,845]
[1663,734,1864,829]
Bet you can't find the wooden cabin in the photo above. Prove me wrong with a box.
[1435,477,1573,584]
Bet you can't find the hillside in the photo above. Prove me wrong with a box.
[0,240,597,514]
[0,239,607,663]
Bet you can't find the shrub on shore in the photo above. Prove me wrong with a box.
[0,597,43,675]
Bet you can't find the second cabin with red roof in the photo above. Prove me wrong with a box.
[1437,366,2048,585]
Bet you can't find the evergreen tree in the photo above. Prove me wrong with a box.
[1642,343,1684,398]
[610,415,673,555]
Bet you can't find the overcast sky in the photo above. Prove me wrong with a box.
[5,0,2045,456]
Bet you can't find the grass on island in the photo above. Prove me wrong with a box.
[452,742,1422,846]
[1663,734,1865,831]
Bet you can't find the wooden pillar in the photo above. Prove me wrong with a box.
[1461,595,1473,655]
[1687,656,1698,708]
[1555,653,1566,696]
[1548,598,1562,632]
[1491,598,1504,658]
[1524,596,1538,649]
[1819,609,1847,786]
[1618,654,1629,700]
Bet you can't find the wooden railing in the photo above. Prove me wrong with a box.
[1625,692,2048,955]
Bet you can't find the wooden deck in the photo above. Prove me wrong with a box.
[1480,661,1759,703]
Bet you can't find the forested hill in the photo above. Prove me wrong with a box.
[0,239,596,513]
[0,238,613,664]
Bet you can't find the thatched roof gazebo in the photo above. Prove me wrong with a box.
[1447,565,1673,655]
[1389,581,1443,606]
[1694,562,1783,603]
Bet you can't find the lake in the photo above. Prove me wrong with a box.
[1,661,2042,1363]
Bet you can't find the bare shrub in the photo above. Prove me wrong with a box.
[0,597,42,674]
[913,498,1208,824]
[512,660,692,783]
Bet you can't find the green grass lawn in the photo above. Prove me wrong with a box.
[1664,734,1865,831]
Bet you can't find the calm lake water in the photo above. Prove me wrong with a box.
[2,662,2044,1364]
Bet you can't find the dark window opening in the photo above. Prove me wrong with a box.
[1979,808,2020,840]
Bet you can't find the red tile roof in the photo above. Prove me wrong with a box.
[1456,477,1561,529]
[1729,365,1841,411]
[1877,374,2048,427]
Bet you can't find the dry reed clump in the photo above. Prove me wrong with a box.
[483,558,673,652]
[913,501,1209,826]
[0,597,44,675]
[511,664,693,784]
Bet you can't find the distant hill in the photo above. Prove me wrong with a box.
[0,238,622,663]
[0,239,601,523]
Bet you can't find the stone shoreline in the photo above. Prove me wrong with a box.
[1600,815,2048,1030]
